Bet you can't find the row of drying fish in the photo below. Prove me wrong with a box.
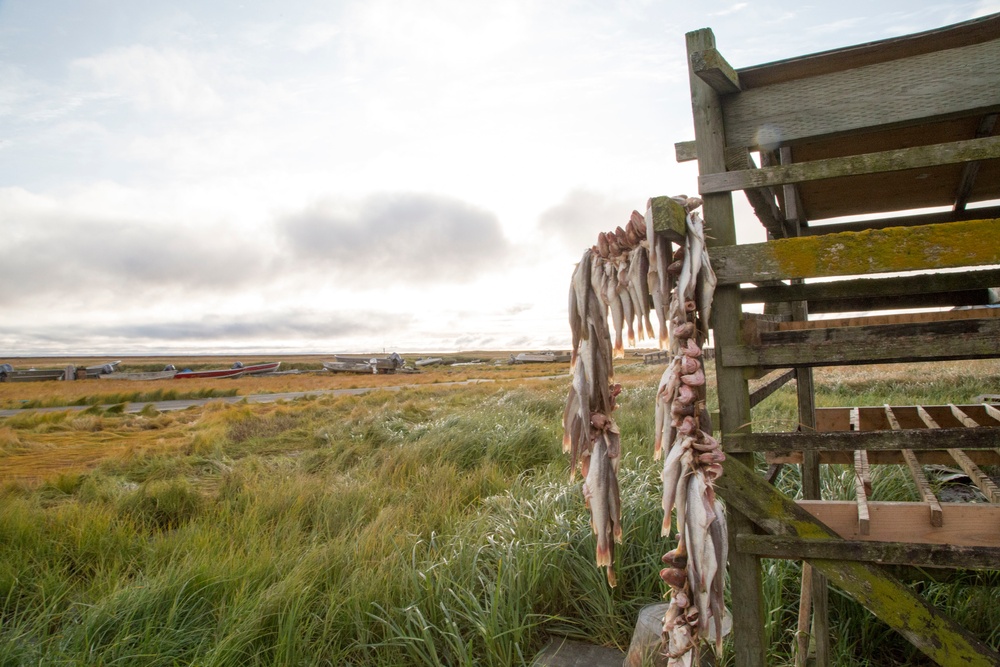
[564,197,726,663]
[654,210,726,665]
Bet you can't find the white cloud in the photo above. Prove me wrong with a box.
[972,1,1000,17]
[292,22,342,52]
[72,45,224,115]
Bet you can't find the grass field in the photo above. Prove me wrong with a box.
[0,356,998,665]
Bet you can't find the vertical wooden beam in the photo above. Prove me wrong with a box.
[853,450,871,536]
[783,142,828,667]
[687,27,766,667]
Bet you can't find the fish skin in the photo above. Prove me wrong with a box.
[654,358,681,459]
[697,244,717,334]
[585,432,617,586]
[687,471,717,636]
[708,498,728,654]
[684,213,704,303]
[569,250,592,363]
[661,435,688,536]
[605,267,626,358]
[618,259,637,348]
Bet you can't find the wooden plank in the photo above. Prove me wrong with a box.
[724,427,1000,454]
[749,369,795,408]
[687,27,766,667]
[725,149,785,236]
[767,450,1000,466]
[735,14,1000,90]
[948,449,1000,503]
[701,135,1000,195]
[646,196,687,244]
[775,306,1000,331]
[800,204,1000,236]
[954,114,998,211]
[892,405,944,528]
[710,218,1000,285]
[950,404,980,428]
[796,500,1000,548]
[674,140,697,163]
[736,535,1000,570]
[854,450,871,536]
[721,317,1000,368]
[716,455,1000,665]
[691,47,741,94]
[739,268,1000,311]
[721,37,1000,149]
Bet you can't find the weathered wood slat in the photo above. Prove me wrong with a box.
[853,450,871,535]
[700,135,1000,194]
[691,47,741,94]
[767,450,1000,465]
[949,404,980,428]
[716,456,1000,665]
[800,204,1000,236]
[739,268,1000,311]
[891,405,945,528]
[710,218,1000,285]
[749,369,795,408]
[722,317,1000,368]
[736,535,1000,570]
[775,305,1000,331]
[720,37,1000,148]
[724,427,1000,454]
[796,500,1000,548]
[949,449,1000,503]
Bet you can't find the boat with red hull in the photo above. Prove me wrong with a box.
[172,361,280,380]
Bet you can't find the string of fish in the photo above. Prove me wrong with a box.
[653,204,726,666]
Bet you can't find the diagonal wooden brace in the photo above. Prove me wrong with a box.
[715,455,1000,666]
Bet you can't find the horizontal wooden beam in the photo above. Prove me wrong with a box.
[710,218,1000,285]
[691,47,741,94]
[737,535,1000,568]
[716,455,1000,665]
[801,205,1000,236]
[722,316,1000,368]
[796,501,1000,548]
[774,305,1000,331]
[766,450,1000,466]
[739,268,1000,307]
[721,37,1000,149]
[724,427,1000,454]
[700,135,1000,195]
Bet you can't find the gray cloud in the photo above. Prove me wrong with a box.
[278,192,512,284]
[537,188,640,252]
[0,209,273,307]
[0,309,409,348]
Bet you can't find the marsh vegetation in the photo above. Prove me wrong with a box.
[1,357,998,665]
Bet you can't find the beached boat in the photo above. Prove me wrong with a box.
[173,367,245,380]
[85,361,121,378]
[99,369,178,381]
[511,352,572,364]
[414,357,444,367]
[231,361,281,375]
[323,360,378,374]
[0,365,67,382]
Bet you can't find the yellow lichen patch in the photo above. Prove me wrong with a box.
[767,218,1000,280]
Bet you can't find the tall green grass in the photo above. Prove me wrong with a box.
[0,366,997,666]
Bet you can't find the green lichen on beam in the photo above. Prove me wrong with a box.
[710,218,1000,285]
[647,196,687,243]
[690,47,741,95]
[715,456,1000,665]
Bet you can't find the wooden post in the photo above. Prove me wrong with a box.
[687,27,766,667]
[782,145,830,667]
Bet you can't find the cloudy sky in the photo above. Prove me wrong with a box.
[2,1,997,356]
